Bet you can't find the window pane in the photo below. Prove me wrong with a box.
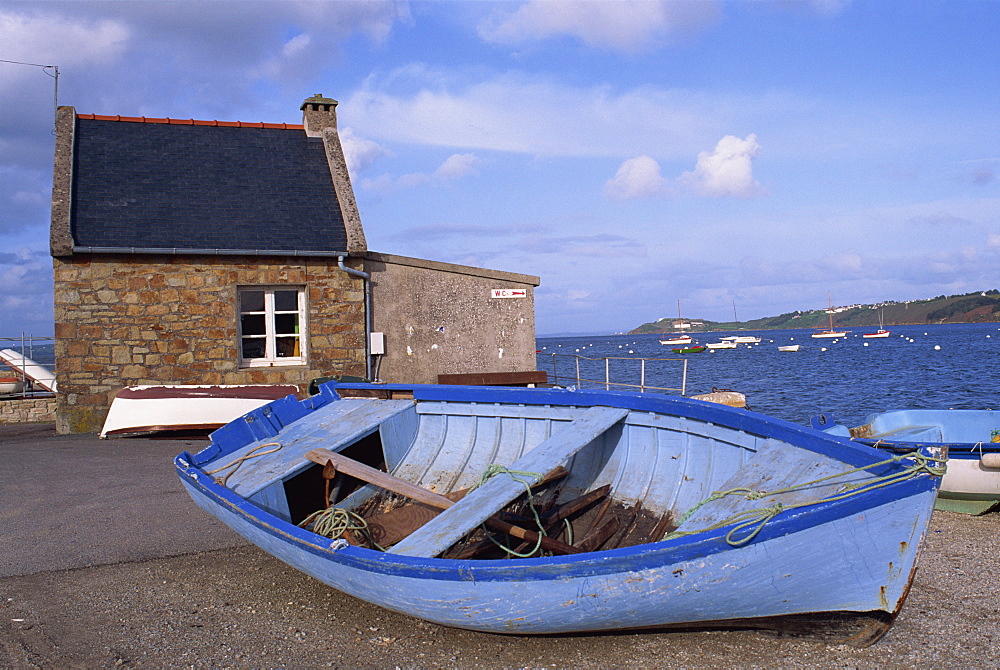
[241,337,266,359]
[275,336,299,358]
[240,290,265,312]
[274,290,299,312]
[241,313,266,336]
[274,313,299,335]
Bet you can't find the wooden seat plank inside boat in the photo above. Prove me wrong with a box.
[212,398,416,497]
[388,405,630,558]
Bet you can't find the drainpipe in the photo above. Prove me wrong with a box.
[338,255,373,381]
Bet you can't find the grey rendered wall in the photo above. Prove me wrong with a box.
[364,252,540,384]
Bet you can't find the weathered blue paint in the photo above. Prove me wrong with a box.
[176,383,941,636]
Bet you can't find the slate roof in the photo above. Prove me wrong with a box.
[69,115,349,254]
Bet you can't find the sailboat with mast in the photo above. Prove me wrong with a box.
[863,308,891,339]
[719,300,761,344]
[659,300,694,346]
[811,292,849,339]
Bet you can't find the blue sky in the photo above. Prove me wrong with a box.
[2,0,998,337]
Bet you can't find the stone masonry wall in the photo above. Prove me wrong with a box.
[0,397,57,425]
[53,253,367,434]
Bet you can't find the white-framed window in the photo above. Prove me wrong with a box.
[238,286,307,367]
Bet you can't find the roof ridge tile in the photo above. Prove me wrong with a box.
[76,112,303,129]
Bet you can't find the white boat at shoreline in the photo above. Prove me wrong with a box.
[0,349,57,393]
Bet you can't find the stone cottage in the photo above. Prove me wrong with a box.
[50,95,539,434]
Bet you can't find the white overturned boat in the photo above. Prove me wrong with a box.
[101,384,299,438]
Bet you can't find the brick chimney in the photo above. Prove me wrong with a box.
[301,93,338,138]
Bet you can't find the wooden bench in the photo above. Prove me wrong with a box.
[436,371,548,387]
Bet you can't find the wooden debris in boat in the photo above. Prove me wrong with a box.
[360,467,568,549]
[305,449,582,555]
[574,516,620,552]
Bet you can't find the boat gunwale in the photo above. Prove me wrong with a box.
[191,383,920,475]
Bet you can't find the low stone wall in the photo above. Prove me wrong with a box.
[0,396,57,425]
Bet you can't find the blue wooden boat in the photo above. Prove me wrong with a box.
[176,383,943,645]
[813,409,1000,515]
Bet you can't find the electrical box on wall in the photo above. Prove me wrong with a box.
[369,331,386,355]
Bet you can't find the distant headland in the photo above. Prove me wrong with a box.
[629,289,1000,335]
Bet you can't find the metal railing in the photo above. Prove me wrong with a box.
[540,353,689,395]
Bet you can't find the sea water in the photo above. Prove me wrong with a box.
[537,322,1000,428]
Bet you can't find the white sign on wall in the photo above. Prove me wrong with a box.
[491,288,527,299]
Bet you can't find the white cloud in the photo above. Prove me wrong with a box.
[281,33,311,59]
[987,233,1000,249]
[339,127,393,174]
[433,153,482,181]
[680,134,762,198]
[603,155,668,201]
[344,71,724,158]
[0,9,130,66]
[362,153,483,192]
[478,0,721,52]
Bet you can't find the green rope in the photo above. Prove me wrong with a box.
[299,507,386,551]
[665,451,947,547]
[473,464,548,558]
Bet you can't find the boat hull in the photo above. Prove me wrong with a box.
[177,385,941,639]
[179,465,934,635]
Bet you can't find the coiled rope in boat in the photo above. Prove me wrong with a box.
[665,451,947,547]
[298,508,386,551]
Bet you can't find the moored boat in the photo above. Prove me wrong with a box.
[720,335,762,344]
[812,408,999,514]
[659,335,693,346]
[177,382,943,644]
[863,309,891,339]
[705,341,738,349]
[672,345,706,353]
[778,344,801,352]
[812,293,849,339]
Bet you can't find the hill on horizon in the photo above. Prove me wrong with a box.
[629,289,1000,335]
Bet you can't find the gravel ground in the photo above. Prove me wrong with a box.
[2,424,999,668]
